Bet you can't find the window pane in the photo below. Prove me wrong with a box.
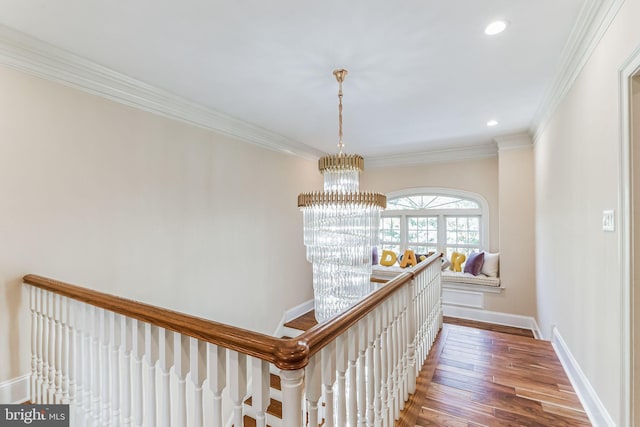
[380,216,401,244]
[381,244,400,254]
[387,195,479,210]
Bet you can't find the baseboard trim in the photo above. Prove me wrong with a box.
[0,374,29,404]
[282,299,314,323]
[273,299,314,338]
[551,327,615,427]
[443,305,542,338]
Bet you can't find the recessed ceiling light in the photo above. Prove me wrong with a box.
[487,120,499,127]
[485,20,508,35]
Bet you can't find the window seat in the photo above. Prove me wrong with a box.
[441,271,500,287]
[441,271,503,294]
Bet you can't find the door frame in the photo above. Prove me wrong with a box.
[618,45,640,427]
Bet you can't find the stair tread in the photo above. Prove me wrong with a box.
[282,310,318,331]
[244,397,283,418]
[270,373,281,390]
[234,415,273,427]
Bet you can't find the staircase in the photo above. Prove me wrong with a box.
[240,312,318,427]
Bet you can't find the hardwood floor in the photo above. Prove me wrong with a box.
[398,321,590,426]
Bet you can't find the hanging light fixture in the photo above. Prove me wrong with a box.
[298,69,387,323]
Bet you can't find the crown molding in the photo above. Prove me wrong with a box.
[365,142,497,169]
[531,0,625,142]
[0,24,323,161]
[494,133,533,152]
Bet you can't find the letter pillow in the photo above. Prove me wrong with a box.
[380,250,398,266]
[450,252,466,272]
[399,249,417,268]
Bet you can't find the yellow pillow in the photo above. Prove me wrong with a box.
[399,249,417,268]
[450,252,466,272]
[380,250,398,266]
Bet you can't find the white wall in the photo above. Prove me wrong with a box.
[534,1,640,423]
[0,64,319,383]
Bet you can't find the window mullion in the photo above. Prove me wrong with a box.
[401,214,408,252]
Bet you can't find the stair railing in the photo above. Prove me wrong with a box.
[24,253,442,427]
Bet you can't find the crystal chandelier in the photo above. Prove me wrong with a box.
[298,69,386,323]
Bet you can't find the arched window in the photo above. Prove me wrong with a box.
[380,188,490,258]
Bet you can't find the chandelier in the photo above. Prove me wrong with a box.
[298,69,386,323]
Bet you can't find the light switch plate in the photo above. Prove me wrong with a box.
[602,210,615,231]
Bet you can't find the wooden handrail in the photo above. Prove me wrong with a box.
[23,253,441,370]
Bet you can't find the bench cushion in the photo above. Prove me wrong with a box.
[441,271,501,287]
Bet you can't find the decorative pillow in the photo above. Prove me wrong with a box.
[372,247,379,265]
[380,250,398,266]
[481,251,500,277]
[450,252,466,272]
[441,257,451,270]
[400,249,417,268]
[464,252,485,276]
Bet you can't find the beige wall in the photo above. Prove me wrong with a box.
[534,1,640,423]
[497,146,536,318]
[0,65,319,382]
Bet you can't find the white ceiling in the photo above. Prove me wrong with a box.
[0,0,590,159]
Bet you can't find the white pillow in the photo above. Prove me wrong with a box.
[481,252,499,277]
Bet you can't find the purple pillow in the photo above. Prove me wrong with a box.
[372,247,379,265]
[464,252,485,276]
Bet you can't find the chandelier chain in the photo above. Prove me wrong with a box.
[333,69,348,155]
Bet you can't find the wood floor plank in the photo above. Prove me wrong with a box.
[395,317,591,427]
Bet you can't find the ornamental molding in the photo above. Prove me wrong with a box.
[0,24,323,160]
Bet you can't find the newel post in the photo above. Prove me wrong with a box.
[280,369,305,427]
[276,338,309,427]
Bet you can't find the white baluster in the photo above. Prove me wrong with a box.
[373,307,383,427]
[158,329,174,427]
[366,315,375,426]
[406,278,417,395]
[29,287,37,403]
[347,327,358,427]
[36,288,44,404]
[109,313,121,426]
[88,306,102,426]
[385,298,395,427]
[228,350,247,427]
[85,305,95,426]
[60,297,70,405]
[190,338,207,427]
[174,333,190,427]
[392,294,401,420]
[99,308,110,426]
[207,344,226,427]
[280,369,304,427]
[121,317,133,426]
[305,354,321,427]
[252,358,271,427]
[321,342,336,427]
[67,300,77,424]
[145,324,159,427]
[399,288,409,408]
[335,334,347,427]
[131,320,145,427]
[47,293,59,404]
[357,320,367,427]
[42,291,50,404]
[75,303,87,423]
[54,294,63,404]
